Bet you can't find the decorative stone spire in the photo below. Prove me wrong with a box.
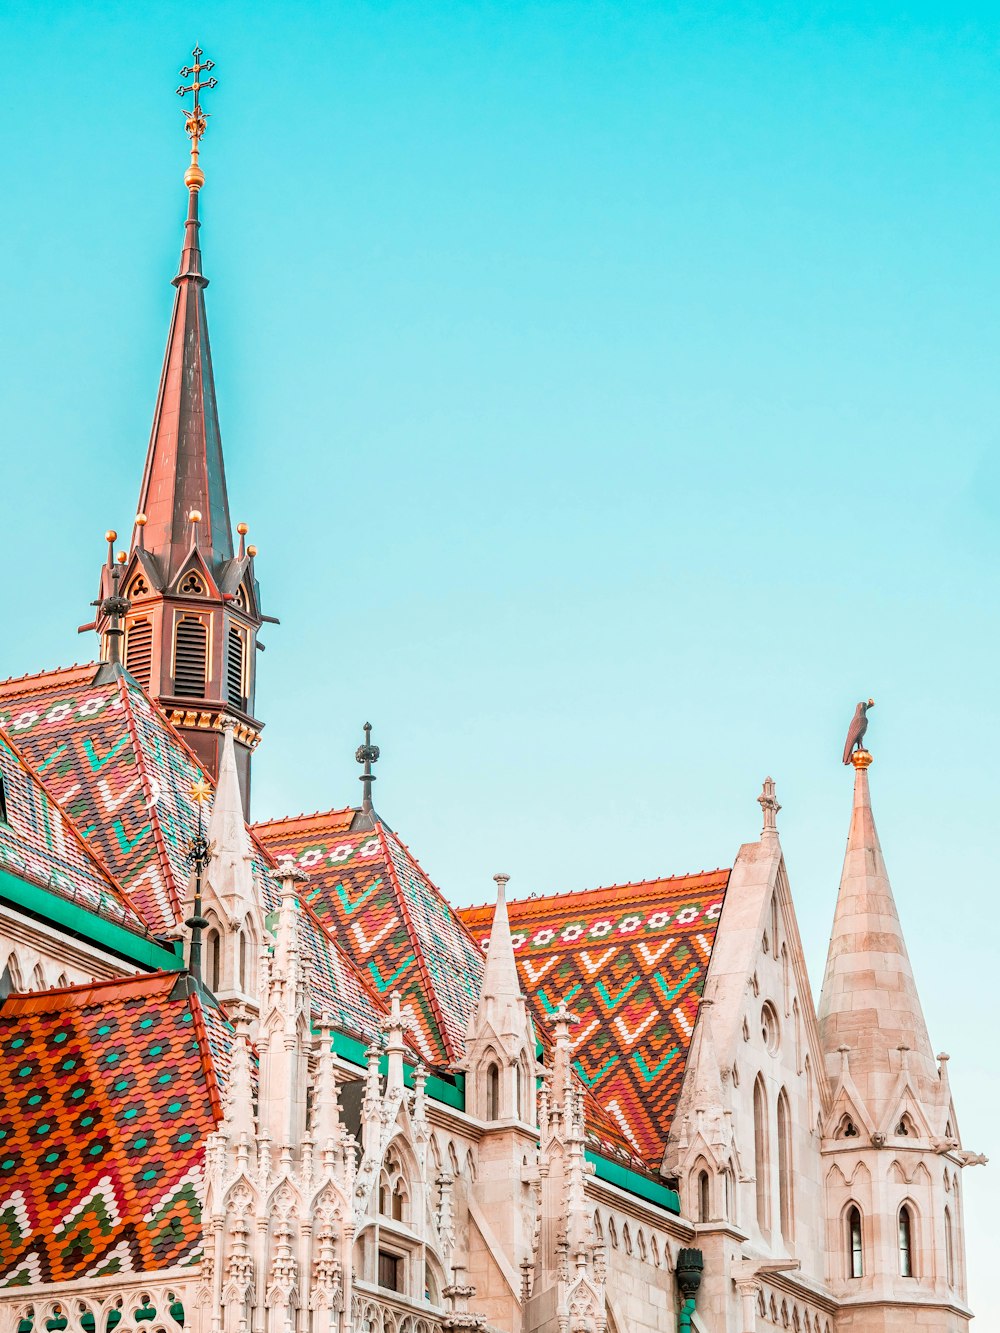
[478,874,528,1038]
[758,776,781,836]
[464,874,536,1123]
[818,749,938,1118]
[205,719,256,919]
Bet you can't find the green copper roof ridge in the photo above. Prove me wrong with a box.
[0,867,183,973]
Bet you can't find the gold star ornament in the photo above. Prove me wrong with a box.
[189,778,213,805]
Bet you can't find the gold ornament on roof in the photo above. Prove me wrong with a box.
[176,45,218,190]
[189,777,213,805]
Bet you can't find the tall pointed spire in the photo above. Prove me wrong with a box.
[479,873,524,1030]
[818,749,937,1117]
[93,49,267,811]
[136,47,231,580]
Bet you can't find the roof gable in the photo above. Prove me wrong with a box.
[0,973,223,1287]
[0,670,217,935]
[254,812,484,1067]
[0,726,146,934]
[460,869,730,1164]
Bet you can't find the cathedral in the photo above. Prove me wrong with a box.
[0,51,983,1333]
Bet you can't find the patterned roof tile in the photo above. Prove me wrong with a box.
[254,812,484,1067]
[460,869,730,1164]
[0,973,224,1287]
[0,725,147,935]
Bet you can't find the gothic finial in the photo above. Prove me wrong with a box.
[176,44,217,190]
[758,776,781,836]
[356,722,380,813]
[185,777,214,981]
[99,532,131,668]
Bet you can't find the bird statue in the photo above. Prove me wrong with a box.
[842,699,875,764]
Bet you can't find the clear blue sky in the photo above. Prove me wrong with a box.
[2,0,997,1315]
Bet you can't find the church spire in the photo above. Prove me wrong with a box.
[136,47,231,581]
[94,48,266,812]
[817,747,937,1118]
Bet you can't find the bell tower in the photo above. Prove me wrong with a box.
[93,48,267,813]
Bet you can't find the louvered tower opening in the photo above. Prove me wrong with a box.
[125,620,153,691]
[227,627,246,710]
[175,618,208,697]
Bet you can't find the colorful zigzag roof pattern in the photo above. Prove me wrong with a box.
[0,668,214,935]
[0,972,225,1287]
[460,869,730,1164]
[0,725,145,935]
[254,812,484,1067]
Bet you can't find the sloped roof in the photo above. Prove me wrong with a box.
[254,811,485,1067]
[460,869,730,1163]
[0,972,225,1287]
[0,726,147,935]
[0,669,216,934]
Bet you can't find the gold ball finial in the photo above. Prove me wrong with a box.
[105,529,117,544]
[116,551,127,565]
[851,749,874,770]
[246,544,258,558]
[184,163,205,192]
[189,509,202,524]
[135,513,148,528]
[236,522,249,536]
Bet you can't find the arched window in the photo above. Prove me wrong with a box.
[238,930,248,990]
[378,1147,408,1222]
[698,1170,710,1223]
[485,1062,500,1120]
[777,1088,793,1241]
[207,929,221,991]
[174,617,208,697]
[847,1206,864,1278]
[753,1076,770,1231]
[945,1206,955,1287]
[125,619,153,690]
[898,1205,914,1277]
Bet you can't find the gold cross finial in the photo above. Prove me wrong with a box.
[176,45,218,190]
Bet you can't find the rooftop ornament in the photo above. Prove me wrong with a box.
[176,44,217,191]
[356,721,380,813]
[842,697,875,766]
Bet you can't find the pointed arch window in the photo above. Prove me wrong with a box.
[207,928,221,991]
[485,1061,500,1120]
[945,1206,955,1287]
[898,1205,914,1277]
[125,619,153,691]
[174,617,208,697]
[378,1146,408,1222]
[777,1088,793,1241]
[847,1205,864,1278]
[698,1169,710,1223]
[753,1076,770,1231]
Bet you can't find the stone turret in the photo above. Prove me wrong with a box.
[818,750,974,1331]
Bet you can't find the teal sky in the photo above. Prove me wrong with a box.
[2,0,998,1314]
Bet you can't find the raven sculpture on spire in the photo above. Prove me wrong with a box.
[842,699,875,764]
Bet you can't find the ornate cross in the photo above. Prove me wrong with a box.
[176,45,218,147]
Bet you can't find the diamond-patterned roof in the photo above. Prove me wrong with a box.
[254,812,485,1067]
[0,669,216,934]
[0,725,146,935]
[0,972,224,1287]
[460,869,730,1163]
